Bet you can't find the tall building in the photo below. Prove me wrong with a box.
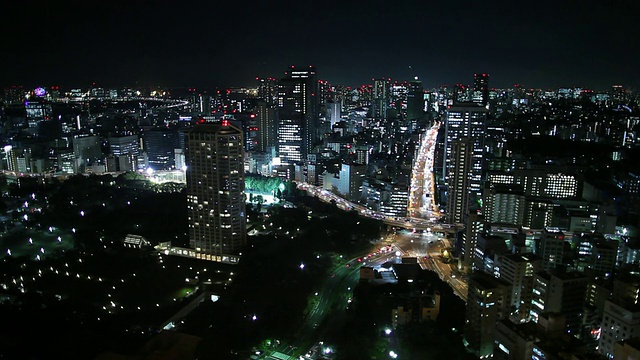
[331,163,366,202]
[73,135,102,173]
[472,73,489,106]
[276,66,318,164]
[539,228,565,272]
[372,78,389,120]
[443,103,487,201]
[493,253,542,321]
[186,121,246,263]
[108,135,139,172]
[143,127,181,170]
[463,212,485,271]
[446,138,473,224]
[464,271,511,359]
[255,101,277,153]
[406,79,424,121]
[530,271,588,334]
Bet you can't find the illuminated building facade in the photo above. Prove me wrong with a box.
[472,73,489,106]
[276,66,318,164]
[539,228,565,272]
[186,121,245,263]
[530,271,588,334]
[493,253,541,321]
[446,138,473,224]
[443,103,487,201]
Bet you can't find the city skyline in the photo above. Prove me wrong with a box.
[2,1,639,90]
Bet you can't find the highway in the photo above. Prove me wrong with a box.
[408,122,441,220]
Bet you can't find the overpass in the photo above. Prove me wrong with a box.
[297,182,462,235]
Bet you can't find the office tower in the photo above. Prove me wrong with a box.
[443,103,487,201]
[464,272,511,359]
[257,77,277,105]
[372,78,389,120]
[474,233,508,274]
[73,135,102,173]
[493,253,542,321]
[379,184,410,218]
[524,200,555,229]
[327,100,341,129]
[539,228,565,272]
[186,121,246,263]
[256,101,276,153]
[575,234,618,276]
[452,83,467,104]
[108,135,140,172]
[446,138,473,224]
[472,73,489,106]
[483,183,525,226]
[530,271,588,334]
[191,92,212,115]
[276,65,319,164]
[25,97,52,130]
[406,79,424,121]
[330,163,366,202]
[143,127,180,170]
[463,212,485,271]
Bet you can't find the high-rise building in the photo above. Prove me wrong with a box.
[464,271,511,359]
[493,253,542,321]
[256,101,277,153]
[463,212,485,271]
[276,66,318,164]
[530,271,588,334]
[186,121,246,263]
[372,78,389,120]
[73,135,102,173]
[143,127,180,170]
[443,103,487,201]
[332,163,366,202]
[446,138,473,224]
[406,79,424,121]
[108,135,139,172]
[539,228,566,272]
[25,98,52,130]
[472,73,489,106]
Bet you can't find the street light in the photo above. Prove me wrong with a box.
[389,350,398,359]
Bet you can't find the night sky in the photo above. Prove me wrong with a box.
[2,0,639,90]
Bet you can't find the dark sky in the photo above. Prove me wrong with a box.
[2,0,639,90]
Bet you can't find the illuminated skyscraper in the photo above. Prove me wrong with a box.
[472,73,489,106]
[443,103,487,202]
[372,78,389,120]
[446,138,473,224]
[186,121,246,263]
[276,65,318,164]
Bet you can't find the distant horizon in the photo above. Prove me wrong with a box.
[3,73,635,94]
